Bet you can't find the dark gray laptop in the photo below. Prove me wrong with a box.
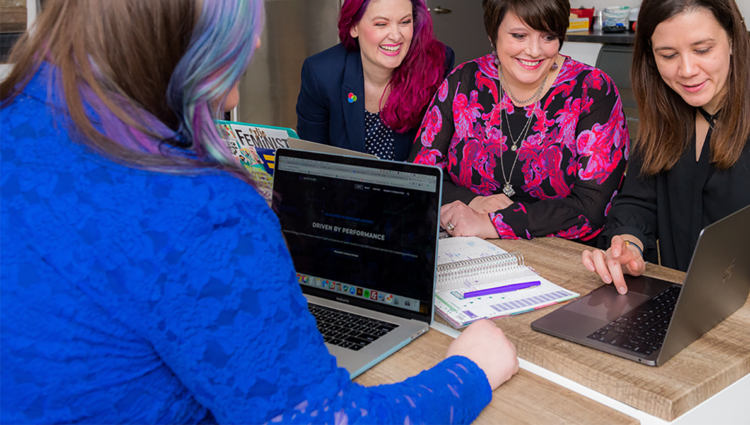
[532,205,750,366]
[272,148,442,377]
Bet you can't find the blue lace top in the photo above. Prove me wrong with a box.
[1,64,492,424]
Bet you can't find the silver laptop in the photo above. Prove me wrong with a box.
[532,205,750,366]
[287,137,379,159]
[272,148,443,377]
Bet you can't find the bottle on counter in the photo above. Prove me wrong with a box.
[594,9,603,31]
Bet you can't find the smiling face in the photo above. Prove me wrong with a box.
[494,12,560,91]
[350,0,414,74]
[650,8,732,113]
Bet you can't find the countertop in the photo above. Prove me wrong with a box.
[0,6,26,33]
[435,236,750,422]
[568,28,750,45]
[567,29,635,45]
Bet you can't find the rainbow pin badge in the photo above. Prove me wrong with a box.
[347,92,358,103]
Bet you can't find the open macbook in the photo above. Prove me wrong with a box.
[532,205,750,366]
[272,148,442,377]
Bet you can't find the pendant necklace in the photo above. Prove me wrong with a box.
[497,65,545,197]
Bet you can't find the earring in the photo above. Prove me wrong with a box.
[491,50,500,67]
[551,63,559,71]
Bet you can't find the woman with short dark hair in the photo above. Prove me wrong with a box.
[410,0,629,242]
[582,0,750,293]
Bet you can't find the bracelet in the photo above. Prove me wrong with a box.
[623,240,643,258]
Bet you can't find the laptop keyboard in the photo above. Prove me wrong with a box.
[587,285,681,356]
[308,303,399,351]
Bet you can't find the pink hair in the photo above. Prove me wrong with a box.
[338,0,447,133]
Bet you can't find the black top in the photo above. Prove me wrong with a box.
[601,115,750,271]
[364,110,396,160]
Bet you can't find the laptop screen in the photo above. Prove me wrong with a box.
[272,148,442,323]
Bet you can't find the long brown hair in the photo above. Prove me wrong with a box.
[1,0,263,180]
[632,0,750,175]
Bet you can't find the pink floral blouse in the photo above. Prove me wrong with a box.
[409,55,630,242]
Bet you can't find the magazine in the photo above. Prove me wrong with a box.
[216,119,297,199]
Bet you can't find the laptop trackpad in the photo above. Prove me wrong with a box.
[564,285,651,322]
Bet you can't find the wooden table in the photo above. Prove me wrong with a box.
[355,328,639,425]
[435,237,750,422]
[0,6,26,33]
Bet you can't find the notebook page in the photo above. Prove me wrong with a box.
[434,237,580,327]
[437,237,535,291]
[435,279,579,328]
[437,236,508,263]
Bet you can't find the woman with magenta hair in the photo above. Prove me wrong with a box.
[409,0,629,242]
[295,0,454,161]
[1,0,519,423]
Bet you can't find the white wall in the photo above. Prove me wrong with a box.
[0,65,12,81]
[740,1,750,30]
[559,42,602,67]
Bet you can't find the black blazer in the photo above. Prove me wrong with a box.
[295,43,455,161]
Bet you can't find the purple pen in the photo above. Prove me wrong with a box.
[464,281,541,298]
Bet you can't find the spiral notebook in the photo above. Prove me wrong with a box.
[435,237,579,328]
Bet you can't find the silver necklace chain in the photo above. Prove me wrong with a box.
[499,107,533,197]
[499,65,549,105]
[497,65,547,197]
[503,105,533,152]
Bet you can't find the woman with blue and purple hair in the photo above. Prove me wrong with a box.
[1,0,518,423]
[296,0,454,161]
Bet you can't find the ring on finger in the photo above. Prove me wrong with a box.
[446,222,456,231]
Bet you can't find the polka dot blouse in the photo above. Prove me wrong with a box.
[364,110,395,161]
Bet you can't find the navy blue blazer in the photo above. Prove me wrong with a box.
[296,43,455,161]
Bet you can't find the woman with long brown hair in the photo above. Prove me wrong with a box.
[582,0,750,293]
